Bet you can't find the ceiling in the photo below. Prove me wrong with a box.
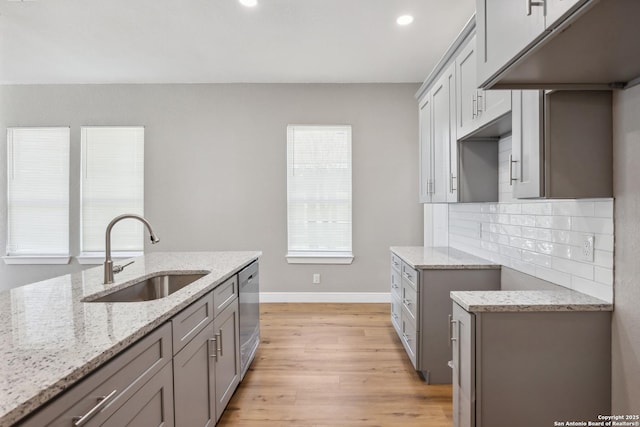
[0,0,475,85]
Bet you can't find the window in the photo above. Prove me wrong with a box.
[4,127,70,264]
[79,126,144,263]
[286,125,353,264]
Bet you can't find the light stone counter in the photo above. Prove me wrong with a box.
[0,251,260,427]
[450,290,613,312]
[390,246,500,269]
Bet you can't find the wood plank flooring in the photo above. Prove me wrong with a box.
[217,303,453,427]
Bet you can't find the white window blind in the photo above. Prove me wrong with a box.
[5,127,70,259]
[81,126,144,255]
[286,125,352,263]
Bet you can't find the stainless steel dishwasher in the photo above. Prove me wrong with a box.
[238,261,260,379]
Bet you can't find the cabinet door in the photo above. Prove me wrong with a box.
[476,0,547,86]
[213,299,241,422]
[511,90,543,198]
[103,363,174,427]
[546,0,586,27]
[455,35,479,140]
[479,88,511,128]
[432,63,457,203]
[452,303,475,427]
[173,323,216,427]
[419,94,433,202]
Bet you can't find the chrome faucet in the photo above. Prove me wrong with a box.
[104,214,160,284]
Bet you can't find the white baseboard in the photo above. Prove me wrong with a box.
[259,292,391,303]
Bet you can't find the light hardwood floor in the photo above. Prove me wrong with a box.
[217,303,453,427]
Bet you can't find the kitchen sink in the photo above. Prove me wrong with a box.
[85,272,208,303]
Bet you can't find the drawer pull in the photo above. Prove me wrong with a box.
[403,298,411,306]
[72,389,117,426]
[209,337,218,360]
[449,315,457,345]
[391,284,399,289]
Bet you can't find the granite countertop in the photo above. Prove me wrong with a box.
[390,246,500,270]
[450,290,613,312]
[0,251,261,427]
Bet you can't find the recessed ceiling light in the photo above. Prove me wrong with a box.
[396,15,414,26]
[239,0,258,7]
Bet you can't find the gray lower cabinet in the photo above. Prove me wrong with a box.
[18,323,174,427]
[390,253,500,383]
[212,300,240,422]
[18,273,246,427]
[451,301,611,427]
[173,292,241,425]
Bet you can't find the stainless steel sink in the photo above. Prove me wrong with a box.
[86,272,208,303]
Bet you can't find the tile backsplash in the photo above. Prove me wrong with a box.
[447,135,614,302]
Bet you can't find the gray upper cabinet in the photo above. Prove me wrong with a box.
[510,90,612,199]
[455,34,511,141]
[419,64,455,203]
[477,0,640,89]
[418,94,433,203]
[476,0,547,87]
[431,63,456,203]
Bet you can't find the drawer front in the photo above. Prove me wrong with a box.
[390,253,402,272]
[213,275,238,318]
[390,294,402,334]
[390,268,401,300]
[19,323,172,427]
[401,309,418,368]
[402,279,418,322]
[172,291,215,354]
[401,262,418,287]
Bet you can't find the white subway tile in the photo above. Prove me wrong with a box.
[500,245,522,260]
[552,216,572,230]
[594,200,614,218]
[594,267,613,286]
[522,227,537,239]
[594,234,614,251]
[497,214,510,224]
[500,224,522,237]
[570,276,613,303]
[535,266,572,288]
[551,243,573,260]
[509,259,537,276]
[536,228,552,241]
[551,230,571,244]
[535,216,552,228]
[522,250,552,268]
[521,202,553,215]
[552,200,595,217]
[536,241,554,255]
[551,258,594,280]
[571,216,614,234]
[594,249,614,269]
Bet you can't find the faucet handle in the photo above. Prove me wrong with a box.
[113,261,134,274]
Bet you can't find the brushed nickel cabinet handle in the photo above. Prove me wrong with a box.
[216,331,223,356]
[526,0,545,16]
[509,154,519,186]
[72,389,118,426]
[209,337,218,360]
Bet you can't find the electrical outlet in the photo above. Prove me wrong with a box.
[580,234,594,262]
[313,273,321,284]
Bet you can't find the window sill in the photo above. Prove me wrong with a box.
[3,256,71,265]
[77,251,143,265]
[286,252,354,265]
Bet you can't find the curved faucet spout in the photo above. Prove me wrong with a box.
[104,214,160,284]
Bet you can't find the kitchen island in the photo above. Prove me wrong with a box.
[0,251,261,427]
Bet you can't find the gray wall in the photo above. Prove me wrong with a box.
[612,84,640,413]
[0,83,423,294]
